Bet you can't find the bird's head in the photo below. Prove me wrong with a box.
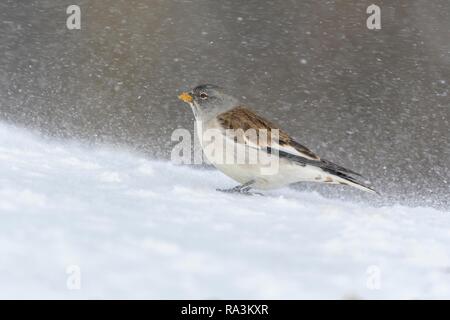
[178,84,238,121]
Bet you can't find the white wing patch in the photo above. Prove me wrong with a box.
[238,130,319,160]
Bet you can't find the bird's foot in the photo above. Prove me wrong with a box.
[216,188,263,196]
[216,181,263,196]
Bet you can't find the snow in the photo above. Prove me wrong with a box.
[0,122,449,299]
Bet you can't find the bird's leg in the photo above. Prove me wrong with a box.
[216,180,253,193]
[217,180,262,195]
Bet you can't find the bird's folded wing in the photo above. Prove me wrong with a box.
[217,106,320,160]
[217,105,364,178]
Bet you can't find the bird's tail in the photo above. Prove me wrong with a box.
[319,159,379,195]
[267,148,378,194]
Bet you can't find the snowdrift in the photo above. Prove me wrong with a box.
[0,122,449,299]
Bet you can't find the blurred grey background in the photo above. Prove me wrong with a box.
[0,0,449,208]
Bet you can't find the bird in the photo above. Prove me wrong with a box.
[178,84,377,195]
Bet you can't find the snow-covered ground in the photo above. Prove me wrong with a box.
[0,122,449,299]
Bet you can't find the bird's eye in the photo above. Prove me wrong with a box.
[199,92,208,99]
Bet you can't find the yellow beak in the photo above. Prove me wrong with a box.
[178,92,193,103]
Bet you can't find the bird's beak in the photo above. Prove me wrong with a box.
[178,92,193,104]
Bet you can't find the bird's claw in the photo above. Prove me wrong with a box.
[216,187,263,196]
